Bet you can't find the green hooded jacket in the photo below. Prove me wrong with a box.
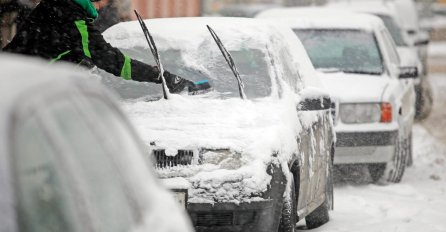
[72,0,98,19]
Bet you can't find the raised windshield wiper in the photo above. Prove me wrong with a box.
[206,25,246,100]
[134,10,169,100]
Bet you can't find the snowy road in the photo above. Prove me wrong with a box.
[302,74,446,232]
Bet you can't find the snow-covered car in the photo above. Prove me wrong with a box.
[257,9,416,183]
[325,0,433,119]
[0,54,192,232]
[102,17,335,231]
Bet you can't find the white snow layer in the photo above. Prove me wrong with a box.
[104,17,326,204]
[122,93,321,204]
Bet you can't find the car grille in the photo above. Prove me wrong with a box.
[195,212,234,227]
[153,150,194,168]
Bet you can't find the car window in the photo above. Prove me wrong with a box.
[295,29,384,75]
[375,14,407,47]
[275,41,303,93]
[12,113,83,232]
[380,29,400,67]
[47,98,135,232]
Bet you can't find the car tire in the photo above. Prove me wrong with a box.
[368,163,386,183]
[406,133,413,167]
[389,136,408,183]
[305,198,330,229]
[278,175,297,232]
[368,134,408,183]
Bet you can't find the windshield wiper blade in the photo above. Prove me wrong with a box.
[342,70,382,75]
[206,25,246,100]
[134,10,169,100]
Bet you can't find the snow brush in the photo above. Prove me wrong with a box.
[189,80,213,95]
[134,10,169,100]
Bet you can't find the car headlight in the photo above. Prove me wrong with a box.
[199,149,243,170]
[340,103,382,124]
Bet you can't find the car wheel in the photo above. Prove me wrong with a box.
[278,175,297,232]
[305,198,330,229]
[390,136,408,183]
[406,133,413,167]
[368,163,386,183]
[368,134,408,183]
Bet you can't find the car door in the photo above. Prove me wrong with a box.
[380,28,415,129]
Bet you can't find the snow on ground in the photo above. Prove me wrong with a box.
[303,74,446,231]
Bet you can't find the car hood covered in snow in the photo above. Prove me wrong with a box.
[319,72,390,103]
[103,17,323,204]
[122,94,309,204]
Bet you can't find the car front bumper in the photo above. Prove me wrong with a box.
[188,199,280,232]
[334,130,398,165]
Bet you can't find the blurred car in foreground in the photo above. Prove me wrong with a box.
[258,9,416,183]
[103,17,335,231]
[0,54,192,232]
[326,0,433,119]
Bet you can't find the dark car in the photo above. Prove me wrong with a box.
[102,17,335,231]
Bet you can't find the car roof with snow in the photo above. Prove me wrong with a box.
[256,7,386,31]
[326,0,395,16]
[104,17,322,91]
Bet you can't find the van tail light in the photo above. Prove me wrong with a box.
[380,103,392,123]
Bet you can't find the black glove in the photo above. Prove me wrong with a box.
[163,71,193,93]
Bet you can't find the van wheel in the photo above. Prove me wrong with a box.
[278,175,297,232]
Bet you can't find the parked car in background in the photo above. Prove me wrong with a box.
[326,0,433,119]
[0,54,192,232]
[103,17,335,232]
[258,8,417,183]
[217,3,280,17]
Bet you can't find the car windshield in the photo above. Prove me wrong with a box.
[294,29,384,75]
[375,14,407,47]
[100,46,273,100]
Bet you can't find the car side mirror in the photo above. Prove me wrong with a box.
[298,96,332,111]
[414,39,430,46]
[399,67,418,79]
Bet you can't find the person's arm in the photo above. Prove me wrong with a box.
[77,19,161,83]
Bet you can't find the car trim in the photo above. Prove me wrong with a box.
[336,130,398,147]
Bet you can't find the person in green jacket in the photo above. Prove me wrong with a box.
[3,0,204,93]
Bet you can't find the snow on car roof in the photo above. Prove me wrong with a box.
[327,0,419,30]
[256,7,385,31]
[105,17,281,50]
[104,17,321,89]
[326,0,394,16]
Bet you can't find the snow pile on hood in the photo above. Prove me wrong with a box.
[122,93,314,203]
